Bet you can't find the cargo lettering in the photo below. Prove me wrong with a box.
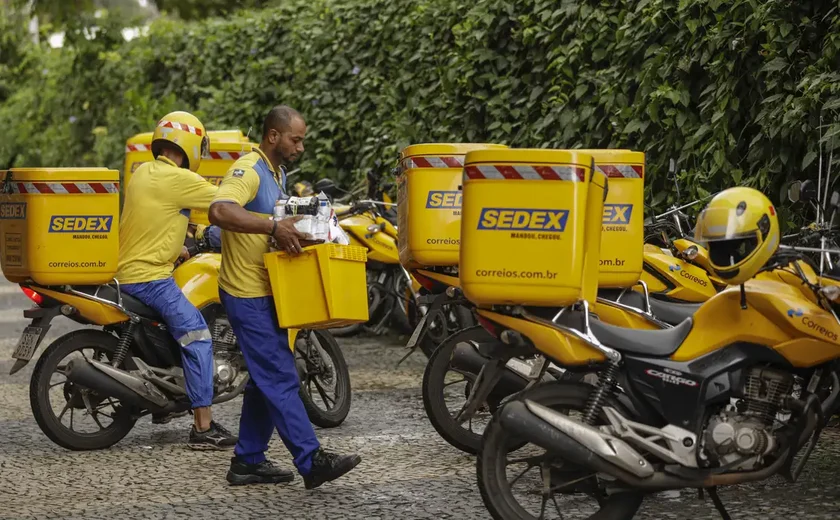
[49,216,113,233]
[802,316,839,341]
[0,203,26,219]
[477,208,569,232]
[678,268,708,287]
[426,191,462,209]
[602,204,632,225]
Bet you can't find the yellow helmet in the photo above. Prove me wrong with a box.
[693,187,779,285]
[151,111,209,172]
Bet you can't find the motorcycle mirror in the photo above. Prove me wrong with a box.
[314,178,339,195]
[800,179,818,202]
[831,190,840,208]
[820,284,840,303]
[787,180,802,203]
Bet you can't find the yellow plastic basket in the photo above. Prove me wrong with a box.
[264,243,369,329]
[0,168,120,285]
[459,149,606,307]
[397,143,508,269]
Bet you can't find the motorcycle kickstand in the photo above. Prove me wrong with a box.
[454,359,506,425]
[705,487,732,520]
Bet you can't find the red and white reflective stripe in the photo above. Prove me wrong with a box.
[157,120,203,136]
[12,182,119,194]
[463,164,585,181]
[596,164,644,179]
[208,151,248,160]
[402,156,464,169]
[125,144,150,153]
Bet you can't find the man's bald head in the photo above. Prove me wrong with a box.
[260,104,307,168]
[262,105,304,139]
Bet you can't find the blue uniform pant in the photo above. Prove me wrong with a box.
[219,289,320,475]
[122,278,214,408]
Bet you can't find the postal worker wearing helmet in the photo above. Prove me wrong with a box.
[116,111,238,450]
[209,105,361,488]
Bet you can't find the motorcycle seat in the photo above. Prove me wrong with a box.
[588,317,693,357]
[648,297,701,326]
[596,289,701,326]
[73,285,162,321]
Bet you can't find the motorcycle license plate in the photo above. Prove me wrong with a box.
[406,314,429,349]
[12,326,45,361]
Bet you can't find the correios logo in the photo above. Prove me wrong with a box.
[789,309,839,341]
[669,264,708,287]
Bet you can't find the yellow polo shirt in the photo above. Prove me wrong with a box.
[212,147,285,298]
[116,157,218,284]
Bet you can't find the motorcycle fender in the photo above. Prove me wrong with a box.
[288,329,299,351]
[34,287,130,325]
[341,214,399,264]
[8,305,62,375]
[173,253,221,310]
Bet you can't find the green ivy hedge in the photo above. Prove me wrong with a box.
[2,0,840,218]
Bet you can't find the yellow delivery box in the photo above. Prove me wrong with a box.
[574,149,645,288]
[264,243,370,329]
[397,143,509,269]
[459,149,606,307]
[0,168,120,286]
[124,130,256,225]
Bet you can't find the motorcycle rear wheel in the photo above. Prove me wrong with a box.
[30,329,137,451]
[422,326,506,454]
[477,382,644,520]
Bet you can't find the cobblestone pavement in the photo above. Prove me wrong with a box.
[1,280,839,519]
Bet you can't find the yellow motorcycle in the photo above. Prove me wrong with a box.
[13,233,351,451]
[476,249,840,519]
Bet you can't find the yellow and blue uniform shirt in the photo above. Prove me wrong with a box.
[116,156,218,284]
[213,147,285,298]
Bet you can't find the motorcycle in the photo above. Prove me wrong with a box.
[12,231,351,451]
[473,245,840,519]
[417,266,706,455]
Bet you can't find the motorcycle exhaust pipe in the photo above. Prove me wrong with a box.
[66,358,172,413]
[450,342,532,398]
[498,399,793,491]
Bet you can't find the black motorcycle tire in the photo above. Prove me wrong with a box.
[422,326,524,454]
[389,273,417,335]
[477,382,645,520]
[30,329,138,451]
[295,330,352,428]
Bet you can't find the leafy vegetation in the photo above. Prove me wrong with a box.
[2,0,840,216]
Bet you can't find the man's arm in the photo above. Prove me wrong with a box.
[174,170,219,210]
[209,167,311,254]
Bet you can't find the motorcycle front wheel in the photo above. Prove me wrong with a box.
[30,329,137,451]
[294,330,352,428]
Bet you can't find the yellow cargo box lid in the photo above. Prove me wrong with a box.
[400,143,509,161]
[571,149,644,179]
[463,149,595,181]
[5,167,118,183]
